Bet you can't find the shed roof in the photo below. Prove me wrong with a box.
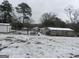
[47,27,74,31]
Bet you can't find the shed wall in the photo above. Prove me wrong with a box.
[0,25,11,32]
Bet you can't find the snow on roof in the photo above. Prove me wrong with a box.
[47,27,74,31]
[0,23,10,26]
[22,28,28,30]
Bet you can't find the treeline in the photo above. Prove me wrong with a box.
[40,12,79,33]
[0,0,79,33]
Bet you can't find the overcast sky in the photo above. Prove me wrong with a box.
[0,0,79,23]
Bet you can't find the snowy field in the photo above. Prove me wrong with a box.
[0,34,79,58]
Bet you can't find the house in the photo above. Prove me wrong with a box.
[40,27,76,36]
[0,23,11,33]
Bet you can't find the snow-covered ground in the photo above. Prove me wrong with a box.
[0,34,79,58]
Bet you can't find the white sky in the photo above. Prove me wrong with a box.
[0,0,79,23]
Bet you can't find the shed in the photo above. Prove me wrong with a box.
[0,23,11,33]
[40,27,76,36]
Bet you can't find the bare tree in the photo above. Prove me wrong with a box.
[41,13,56,24]
[40,12,66,28]
[73,9,79,23]
[65,6,79,23]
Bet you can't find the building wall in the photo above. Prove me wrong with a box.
[0,25,11,32]
[48,30,75,36]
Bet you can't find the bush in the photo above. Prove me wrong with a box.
[11,21,23,30]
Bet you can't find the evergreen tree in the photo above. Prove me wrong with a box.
[0,0,13,23]
[16,3,32,25]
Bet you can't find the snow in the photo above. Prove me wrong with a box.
[0,34,79,58]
